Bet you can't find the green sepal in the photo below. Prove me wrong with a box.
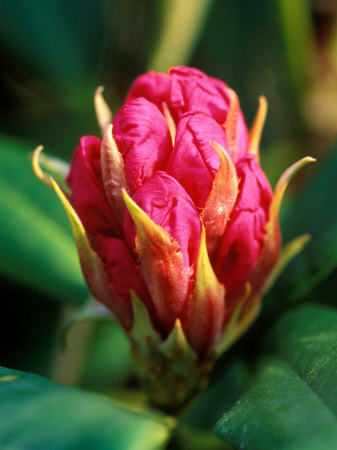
[245,156,316,311]
[160,319,197,362]
[129,290,161,345]
[217,284,260,355]
[183,227,225,355]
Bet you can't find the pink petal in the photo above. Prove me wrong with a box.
[125,71,170,111]
[94,235,154,329]
[113,98,172,194]
[213,156,273,308]
[167,112,228,208]
[237,110,249,159]
[123,172,201,269]
[169,66,231,123]
[66,136,121,238]
[169,67,249,159]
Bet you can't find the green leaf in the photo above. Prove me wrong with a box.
[0,366,170,450]
[267,149,337,307]
[215,358,337,450]
[184,359,250,432]
[215,305,337,449]
[0,134,88,302]
[265,304,337,415]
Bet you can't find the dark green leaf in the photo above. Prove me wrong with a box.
[215,358,337,450]
[184,359,250,432]
[0,366,169,450]
[0,134,88,302]
[265,304,337,415]
[215,305,337,450]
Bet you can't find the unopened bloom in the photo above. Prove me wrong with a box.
[34,67,313,412]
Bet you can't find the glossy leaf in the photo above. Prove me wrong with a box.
[215,305,337,449]
[0,134,88,302]
[184,359,250,432]
[215,358,337,450]
[265,304,337,415]
[0,366,170,450]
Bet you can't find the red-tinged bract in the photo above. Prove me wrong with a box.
[65,67,281,359]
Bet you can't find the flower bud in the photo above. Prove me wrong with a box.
[34,66,314,412]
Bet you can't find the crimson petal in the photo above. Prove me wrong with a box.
[113,98,172,194]
[66,136,121,238]
[167,112,228,208]
[123,172,201,270]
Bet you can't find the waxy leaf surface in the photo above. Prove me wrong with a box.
[0,366,169,450]
[215,305,337,450]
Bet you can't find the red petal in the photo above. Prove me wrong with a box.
[113,98,172,193]
[94,235,155,328]
[66,136,121,238]
[237,110,249,159]
[123,172,201,269]
[213,156,273,313]
[169,66,231,123]
[167,112,228,208]
[125,71,170,111]
[169,67,249,160]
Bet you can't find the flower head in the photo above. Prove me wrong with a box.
[33,66,314,412]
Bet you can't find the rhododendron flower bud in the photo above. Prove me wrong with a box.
[33,66,314,413]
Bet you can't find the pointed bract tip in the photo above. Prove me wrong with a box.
[122,188,189,323]
[101,123,127,222]
[248,96,268,162]
[162,101,176,145]
[203,141,238,242]
[274,156,316,217]
[210,140,224,152]
[223,87,240,161]
[32,145,53,188]
[121,188,149,238]
[94,85,113,134]
[160,318,197,361]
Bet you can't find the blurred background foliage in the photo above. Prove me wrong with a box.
[1,0,337,448]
